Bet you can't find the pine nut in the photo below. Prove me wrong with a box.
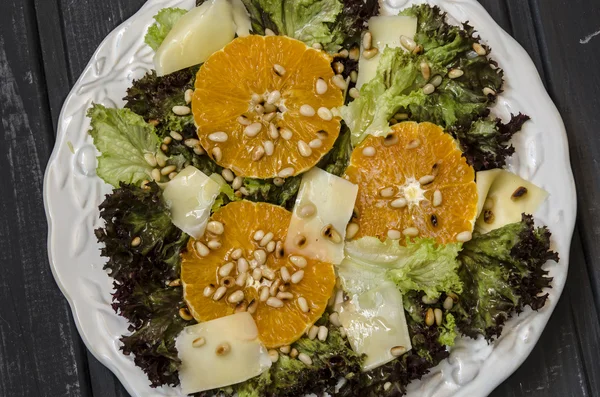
[213,286,227,301]
[193,145,205,155]
[419,175,435,185]
[300,104,315,117]
[290,255,307,268]
[237,257,249,273]
[349,87,360,99]
[244,123,262,137]
[298,297,309,313]
[278,167,295,178]
[221,169,234,182]
[265,28,275,36]
[172,105,190,115]
[403,227,419,237]
[291,270,304,284]
[207,221,225,235]
[425,308,435,326]
[131,236,141,247]
[259,232,274,247]
[307,325,319,340]
[363,48,379,59]
[349,46,360,60]
[267,90,281,104]
[254,249,267,265]
[332,74,347,90]
[228,290,245,304]
[218,262,235,277]
[448,69,464,79]
[433,190,442,207]
[443,296,454,310]
[316,78,328,95]
[236,272,248,287]
[207,240,221,250]
[387,229,401,240]
[273,64,286,76]
[268,123,279,140]
[269,279,281,296]
[309,139,322,149]
[280,345,291,354]
[317,326,329,341]
[391,198,407,208]
[317,107,333,121]
[390,346,407,357]
[263,140,274,156]
[280,267,291,283]
[260,286,270,302]
[362,31,373,50]
[483,87,496,96]
[400,35,416,51]
[179,308,193,321]
[298,353,312,365]
[195,242,210,257]
[266,297,284,308]
[380,187,395,197]
[434,308,444,326]
[298,203,316,218]
[456,231,473,242]
[237,115,251,125]
[277,291,293,300]
[329,312,341,327]
[420,62,431,80]
[280,128,293,140]
[350,70,358,83]
[262,267,276,280]
[184,89,194,104]
[268,349,279,363]
[298,140,313,157]
[208,131,228,142]
[192,337,205,348]
[232,176,243,190]
[333,61,344,74]
[430,75,443,87]
[266,240,276,253]
[423,83,435,95]
[362,146,376,156]
[161,165,176,175]
[248,299,258,314]
[473,42,487,56]
[203,285,215,297]
[345,222,359,240]
[212,147,222,162]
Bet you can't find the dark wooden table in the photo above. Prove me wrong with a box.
[1,0,599,396]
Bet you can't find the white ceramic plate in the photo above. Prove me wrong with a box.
[43,0,576,396]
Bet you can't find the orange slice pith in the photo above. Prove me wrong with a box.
[181,200,336,348]
[343,121,477,244]
[192,35,344,179]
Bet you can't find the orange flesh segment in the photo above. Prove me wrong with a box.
[192,35,343,178]
[343,121,477,244]
[181,201,336,348]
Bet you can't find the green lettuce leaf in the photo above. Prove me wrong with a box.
[454,214,558,340]
[243,176,301,209]
[239,0,377,52]
[339,237,463,299]
[88,104,161,187]
[145,8,188,51]
[95,182,191,386]
[437,313,457,346]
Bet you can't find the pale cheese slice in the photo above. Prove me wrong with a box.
[176,312,272,395]
[475,169,502,217]
[356,16,418,89]
[163,166,220,239]
[476,169,548,233]
[154,0,239,76]
[284,168,358,265]
[339,282,412,371]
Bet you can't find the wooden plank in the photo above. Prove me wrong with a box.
[478,1,597,396]
[0,1,92,396]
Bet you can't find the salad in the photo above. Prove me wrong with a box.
[90,0,559,396]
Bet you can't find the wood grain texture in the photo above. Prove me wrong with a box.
[0,0,598,396]
[0,1,91,396]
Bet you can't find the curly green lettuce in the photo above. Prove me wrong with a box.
[145,8,188,50]
[88,104,161,187]
[239,0,378,51]
[339,237,463,299]
[95,182,192,386]
[454,214,558,340]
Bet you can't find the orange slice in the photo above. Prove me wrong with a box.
[343,122,477,244]
[181,201,336,348]
[192,35,344,179]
